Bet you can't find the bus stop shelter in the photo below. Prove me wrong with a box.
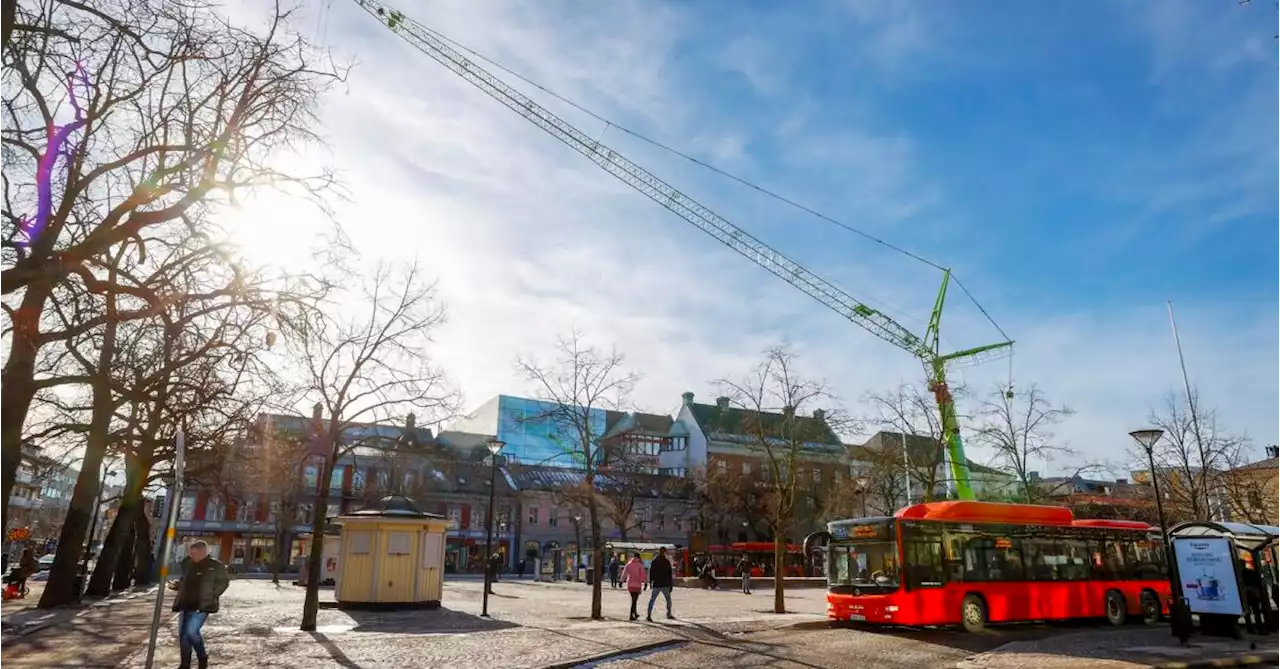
[1170,520,1278,632]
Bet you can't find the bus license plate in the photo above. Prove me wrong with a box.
[850,614,865,621]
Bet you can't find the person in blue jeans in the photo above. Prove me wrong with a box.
[167,540,230,669]
[645,546,675,622]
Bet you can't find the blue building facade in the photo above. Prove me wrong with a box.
[451,395,607,468]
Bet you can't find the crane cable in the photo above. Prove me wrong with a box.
[406,19,1012,345]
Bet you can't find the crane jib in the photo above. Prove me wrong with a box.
[357,0,1014,501]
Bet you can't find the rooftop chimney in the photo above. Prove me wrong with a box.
[682,391,695,407]
[783,405,795,419]
[715,396,729,410]
[813,409,826,421]
[1267,445,1279,458]
[1028,471,1040,482]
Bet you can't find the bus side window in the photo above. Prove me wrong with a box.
[1098,540,1125,580]
[1022,538,1056,581]
[1060,539,1092,581]
[905,541,944,588]
[1123,538,1167,580]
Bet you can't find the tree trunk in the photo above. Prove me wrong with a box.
[132,513,154,586]
[112,520,136,591]
[588,493,603,620]
[272,521,286,585]
[2,0,14,48]
[86,507,130,596]
[773,531,786,614]
[37,445,107,607]
[300,447,335,631]
[0,281,53,529]
[88,463,146,595]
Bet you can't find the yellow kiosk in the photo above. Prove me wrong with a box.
[334,495,450,609]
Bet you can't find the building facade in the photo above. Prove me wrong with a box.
[450,395,608,468]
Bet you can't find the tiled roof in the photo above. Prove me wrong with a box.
[1230,456,1279,473]
[507,465,685,499]
[690,402,841,447]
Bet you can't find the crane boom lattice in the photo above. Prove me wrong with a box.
[355,0,1015,500]
[357,0,930,361]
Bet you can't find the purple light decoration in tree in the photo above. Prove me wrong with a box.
[15,62,92,258]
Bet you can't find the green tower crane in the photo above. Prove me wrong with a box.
[355,0,1013,500]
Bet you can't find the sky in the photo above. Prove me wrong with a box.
[223,0,1278,476]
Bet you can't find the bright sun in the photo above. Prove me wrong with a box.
[217,189,334,273]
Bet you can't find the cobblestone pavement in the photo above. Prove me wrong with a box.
[11,577,1240,669]
[586,624,1048,669]
[3,587,164,668]
[105,578,827,668]
[955,627,1279,669]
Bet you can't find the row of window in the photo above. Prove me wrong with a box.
[714,459,840,485]
[524,504,686,532]
[901,530,1168,588]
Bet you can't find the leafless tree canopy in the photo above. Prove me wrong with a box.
[718,344,840,614]
[1,0,345,583]
[1135,389,1255,523]
[972,383,1076,503]
[516,329,638,620]
[297,260,460,631]
[861,382,952,501]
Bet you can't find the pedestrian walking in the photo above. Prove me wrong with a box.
[518,558,527,579]
[646,546,675,621]
[622,552,645,621]
[737,554,752,594]
[608,554,620,588]
[166,540,230,669]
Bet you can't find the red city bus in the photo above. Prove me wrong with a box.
[825,501,1171,631]
[706,542,807,577]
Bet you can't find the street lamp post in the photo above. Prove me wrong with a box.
[855,476,870,518]
[1130,428,1192,643]
[83,466,116,571]
[481,439,504,618]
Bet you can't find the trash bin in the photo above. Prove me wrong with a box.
[586,568,594,586]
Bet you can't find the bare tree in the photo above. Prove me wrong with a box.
[823,445,904,520]
[972,383,1076,503]
[297,261,460,631]
[862,383,950,502]
[516,330,638,620]
[1136,390,1250,523]
[1218,445,1276,526]
[718,344,840,614]
[1,0,343,528]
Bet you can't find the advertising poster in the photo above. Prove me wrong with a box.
[1173,538,1242,616]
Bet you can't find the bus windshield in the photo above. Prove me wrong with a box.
[829,540,899,587]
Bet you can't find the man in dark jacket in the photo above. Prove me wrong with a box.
[645,546,675,621]
[167,541,230,669]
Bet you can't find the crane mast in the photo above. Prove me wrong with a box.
[355,0,1012,500]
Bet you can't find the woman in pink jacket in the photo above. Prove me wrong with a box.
[621,552,646,621]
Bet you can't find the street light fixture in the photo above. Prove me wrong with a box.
[1129,428,1192,643]
[481,439,504,618]
[854,475,871,518]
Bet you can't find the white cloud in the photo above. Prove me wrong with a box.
[221,1,1276,478]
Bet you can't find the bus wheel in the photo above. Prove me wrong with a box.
[961,594,987,633]
[1105,590,1128,626]
[1139,590,1162,625]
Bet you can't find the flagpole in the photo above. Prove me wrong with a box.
[1166,301,1211,519]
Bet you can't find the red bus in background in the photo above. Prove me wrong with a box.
[825,501,1171,632]
[704,542,807,577]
